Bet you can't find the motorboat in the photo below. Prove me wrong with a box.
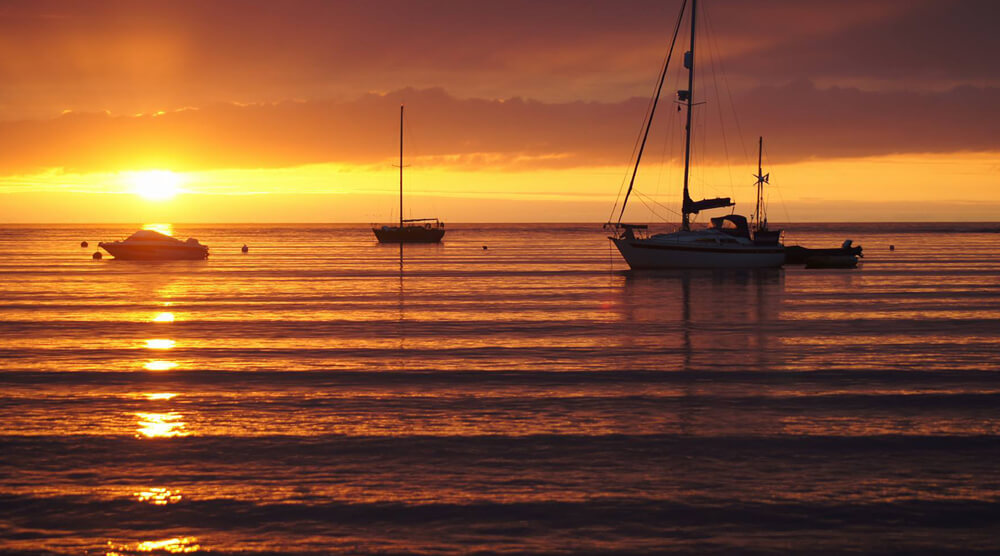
[372,104,446,244]
[606,0,784,269]
[786,240,863,268]
[98,230,209,260]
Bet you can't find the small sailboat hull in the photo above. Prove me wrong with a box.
[373,226,445,244]
[611,237,785,269]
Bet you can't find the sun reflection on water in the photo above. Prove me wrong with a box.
[135,412,189,438]
[133,487,183,505]
[145,339,176,350]
[152,312,175,323]
[106,536,200,554]
[144,361,177,371]
[143,392,177,401]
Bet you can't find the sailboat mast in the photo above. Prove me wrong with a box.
[399,104,404,229]
[681,0,697,231]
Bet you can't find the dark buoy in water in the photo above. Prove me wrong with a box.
[80,241,88,248]
[241,244,249,253]
[889,245,895,251]
[92,251,102,259]
[482,245,488,250]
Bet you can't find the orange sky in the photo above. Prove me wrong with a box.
[1,0,998,222]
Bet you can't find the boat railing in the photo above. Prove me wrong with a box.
[401,218,444,228]
[604,222,650,240]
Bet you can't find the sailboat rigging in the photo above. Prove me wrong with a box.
[606,0,784,269]
[373,105,445,243]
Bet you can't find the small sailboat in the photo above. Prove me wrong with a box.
[373,105,445,243]
[606,0,784,269]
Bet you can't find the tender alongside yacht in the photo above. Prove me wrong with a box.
[99,230,209,260]
[372,105,446,244]
[606,0,784,269]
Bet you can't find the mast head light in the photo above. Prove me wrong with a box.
[684,51,693,69]
[677,90,690,102]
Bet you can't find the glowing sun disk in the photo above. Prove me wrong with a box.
[127,170,182,201]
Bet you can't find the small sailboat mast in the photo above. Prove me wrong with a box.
[398,104,404,229]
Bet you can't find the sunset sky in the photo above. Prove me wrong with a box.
[1,0,997,222]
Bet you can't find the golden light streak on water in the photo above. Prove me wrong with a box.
[152,312,175,323]
[135,412,189,438]
[143,361,177,371]
[143,393,177,401]
[132,487,183,505]
[106,536,200,554]
[145,339,176,350]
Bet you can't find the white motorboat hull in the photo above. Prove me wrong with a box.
[611,237,784,269]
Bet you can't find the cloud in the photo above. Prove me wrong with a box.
[724,0,1000,84]
[1,83,998,177]
[1,0,997,121]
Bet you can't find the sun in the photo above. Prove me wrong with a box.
[127,170,183,201]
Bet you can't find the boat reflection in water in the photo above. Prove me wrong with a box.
[99,230,209,260]
[619,268,784,371]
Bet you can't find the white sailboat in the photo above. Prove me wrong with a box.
[607,0,784,269]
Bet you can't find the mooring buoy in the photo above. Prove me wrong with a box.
[241,244,249,253]
[80,241,88,248]
[92,251,102,259]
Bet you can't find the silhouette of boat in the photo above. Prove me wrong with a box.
[606,0,784,269]
[786,240,863,267]
[373,105,445,244]
[99,230,209,260]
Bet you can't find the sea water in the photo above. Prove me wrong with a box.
[1,223,999,554]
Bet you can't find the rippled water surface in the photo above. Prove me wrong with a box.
[1,223,999,554]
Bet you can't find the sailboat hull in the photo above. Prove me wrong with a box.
[611,237,784,269]
[373,226,445,243]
